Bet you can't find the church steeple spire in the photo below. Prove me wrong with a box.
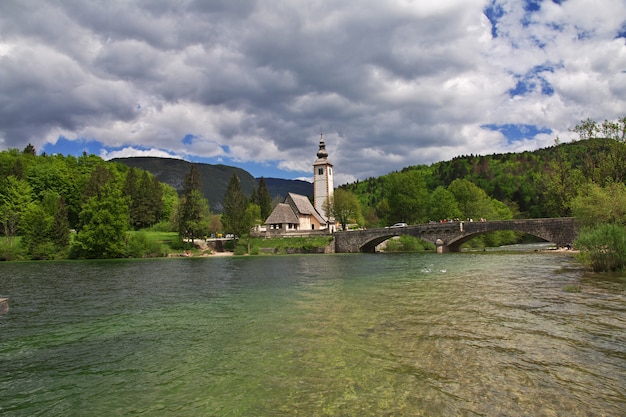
[316,130,328,159]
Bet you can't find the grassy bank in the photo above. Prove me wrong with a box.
[0,232,337,260]
[233,236,335,255]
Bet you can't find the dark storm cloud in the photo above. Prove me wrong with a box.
[1,0,625,182]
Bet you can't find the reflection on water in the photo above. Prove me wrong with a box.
[1,253,625,416]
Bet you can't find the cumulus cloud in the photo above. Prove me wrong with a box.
[1,0,625,183]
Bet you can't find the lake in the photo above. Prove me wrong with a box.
[1,251,625,416]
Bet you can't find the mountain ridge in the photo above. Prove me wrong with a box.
[111,156,312,212]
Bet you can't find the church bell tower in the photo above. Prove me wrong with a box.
[313,132,334,222]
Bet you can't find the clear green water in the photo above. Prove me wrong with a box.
[1,252,625,416]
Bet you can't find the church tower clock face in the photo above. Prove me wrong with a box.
[313,133,334,221]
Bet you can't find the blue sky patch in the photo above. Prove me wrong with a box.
[182,134,196,145]
[484,1,505,38]
[523,0,541,13]
[508,64,556,97]
[521,0,542,28]
[576,27,594,40]
[482,124,552,143]
[42,136,105,157]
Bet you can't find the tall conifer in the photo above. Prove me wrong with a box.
[221,174,248,237]
[178,165,210,243]
[257,177,272,221]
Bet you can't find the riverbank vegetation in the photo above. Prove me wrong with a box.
[570,181,626,271]
[231,236,335,255]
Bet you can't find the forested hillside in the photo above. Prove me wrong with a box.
[112,157,257,213]
[343,136,626,227]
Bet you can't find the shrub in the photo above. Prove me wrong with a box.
[125,232,169,258]
[575,223,626,272]
[0,239,26,261]
[383,235,435,252]
[147,221,177,232]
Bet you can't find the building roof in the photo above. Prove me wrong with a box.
[287,193,327,224]
[265,203,299,224]
[264,193,328,225]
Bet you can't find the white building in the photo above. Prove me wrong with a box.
[263,134,335,236]
[313,133,334,221]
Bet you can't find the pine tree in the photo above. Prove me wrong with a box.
[221,174,248,237]
[23,143,36,155]
[178,165,210,243]
[149,174,164,224]
[257,177,273,221]
[51,196,70,249]
[123,167,140,229]
[82,164,115,200]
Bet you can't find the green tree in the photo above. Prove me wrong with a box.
[384,170,428,224]
[447,179,493,220]
[147,173,164,224]
[161,183,179,227]
[427,186,461,221]
[178,165,211,243]
[324,189,362,230]
[20,202,53,259]
[567,117,626,185]
[571,116,626,142]
[123,167,141,228]
[73,183,130,259]
[23,143,36,156]
[207,214,222,236]
[571,181,626,227]
[0,176,33,246]
[127,170,164,229]
[221,174,249,237]
[20,191,70,259]
[375,197,391,227]
[82,163,116,200]
[256,177,273,221]
[26,154,73,200]
[50,195,70,250]
[541,140,584,217]
[241,203,261,254]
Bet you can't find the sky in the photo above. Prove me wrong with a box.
[1,0,625,185]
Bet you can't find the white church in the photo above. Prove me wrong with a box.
[263,134,336,236]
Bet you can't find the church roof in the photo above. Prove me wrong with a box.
[287,193,327,224]
[265,203,299,224]
[264,193,327,225]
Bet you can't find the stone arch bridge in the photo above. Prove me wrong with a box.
[334,218,578,253]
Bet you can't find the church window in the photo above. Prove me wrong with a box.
[318,168,324,175]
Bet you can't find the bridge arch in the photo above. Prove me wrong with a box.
[359,233,435,253]
[446,230,549,251]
